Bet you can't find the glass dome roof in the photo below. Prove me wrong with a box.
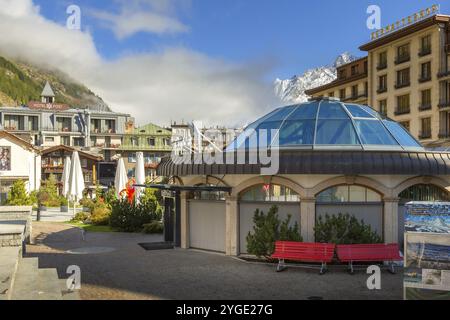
[228,98,423,151]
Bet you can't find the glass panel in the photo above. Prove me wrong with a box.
[240,184,299,202]
[354,120,399,145]
[317,186,349,202]
[349,185,366,202]
[360,105,381,118]
[366,189,382,202]
[345,104,375,118]
[383,120,422,148]
[279,120,315,145]
[287,102,318,119]
[315,120,359,145]
[318,102,349,119]
[264,106,297,122]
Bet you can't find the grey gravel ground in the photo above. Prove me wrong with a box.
[26,222,403,300]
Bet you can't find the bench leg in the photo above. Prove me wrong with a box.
[388,262,396,274]
[347,261,354,275]
[319,262,328,275]
[276,259,287,272]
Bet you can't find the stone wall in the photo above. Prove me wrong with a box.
[0,207,33,244]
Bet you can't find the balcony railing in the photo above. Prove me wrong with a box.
[419,75,432,83]
[438,100,450,109]
[438,70,450,78]
[394,82,410,89]
[439,132,450,139]
[394,108,411,116]
[419,131,432,140]
[377,87,387,94]
[418,48,432,57]
[376,63,387,71]
[419,103,432,111]
[395,55,410,65]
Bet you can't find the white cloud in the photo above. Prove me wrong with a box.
[0,0,279,127]
[89,0,189,39]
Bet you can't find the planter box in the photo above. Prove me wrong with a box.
[39,206,47,211]
[83,207,91,213]
[60,206,69,213]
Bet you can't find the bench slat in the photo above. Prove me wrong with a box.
[336,243,402,262]
[271,241,335,263]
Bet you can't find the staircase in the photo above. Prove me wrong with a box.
[0,223,80,300]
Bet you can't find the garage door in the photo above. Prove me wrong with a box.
[188,200,226,252]
[239,203,301,254]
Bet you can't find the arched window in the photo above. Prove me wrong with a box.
[399,184,450,203]
[316,185,381,203]
[240,184,300,202]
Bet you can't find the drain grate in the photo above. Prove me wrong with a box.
[138,242,174,251]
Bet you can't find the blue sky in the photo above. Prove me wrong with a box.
[35,0,449,80]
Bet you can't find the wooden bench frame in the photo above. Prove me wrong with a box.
[336,243,402,274]
[271,241,336,275]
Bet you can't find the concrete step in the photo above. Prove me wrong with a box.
[0,246,21,300]
[10,258,40,300]
[36,269,63,300]
[59,279,81,300]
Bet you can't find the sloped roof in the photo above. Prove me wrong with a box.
[133,123,171,135]
[41,145,103,161]
[41,81,55,97]
[0,131,40,153]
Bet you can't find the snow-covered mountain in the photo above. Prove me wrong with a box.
[274,52,359,103]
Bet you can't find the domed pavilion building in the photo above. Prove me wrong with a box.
[157,98,450,256]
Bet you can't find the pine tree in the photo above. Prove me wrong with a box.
[7,180,31,205]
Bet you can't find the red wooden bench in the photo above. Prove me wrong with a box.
[271,241,336,274]
[336,243,402,274]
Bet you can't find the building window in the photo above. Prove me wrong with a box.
[419,35,432,56]
[73,138,85,147]
[379,99,387,116]
[328,91,334,97]
[420,62,431,82]
[338,69,346,79]
[4,115,24,131]
[56,117,72,132]
[399,184,450,203]
[351,65,358,76]
[377,51,387,70]
[396,94,410,115]
[316,185,381,203]
[91,119,101,133]
[61,136,70,146]
[147,138,156,146]
[44,137,54,142]
[163,138,171,146]
[420,89,432,110]
[128,153,136,163]
[378,75,387,93]
[28,116,39,131]
[396,43,410,64]
[339,88,346,100]
[131,137,139,147]
[420,117,432,139]
[240,184,300,202]
[351,85,358,98]
[400,121,410,132]
[105,120,115,133]
[396,68,410,88]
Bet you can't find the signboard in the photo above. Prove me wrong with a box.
[371,4,440,41]
[404,202,450,300]
[0,147,11,171]
[28,101,70,111]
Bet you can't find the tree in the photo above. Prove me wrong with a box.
[7,180,32,205]
[38,174,60,207]
[246,205,303,259]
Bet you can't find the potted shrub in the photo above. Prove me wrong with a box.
[79,197,94,213]
[60,196,69,212]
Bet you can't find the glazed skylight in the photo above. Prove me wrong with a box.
[228,99,423,151]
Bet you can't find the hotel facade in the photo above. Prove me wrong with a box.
[306,12,450,148]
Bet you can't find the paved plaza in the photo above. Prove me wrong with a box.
[26,222,403,300]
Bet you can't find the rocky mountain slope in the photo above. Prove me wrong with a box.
[0,55,110,111]
[274,52,358,103]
